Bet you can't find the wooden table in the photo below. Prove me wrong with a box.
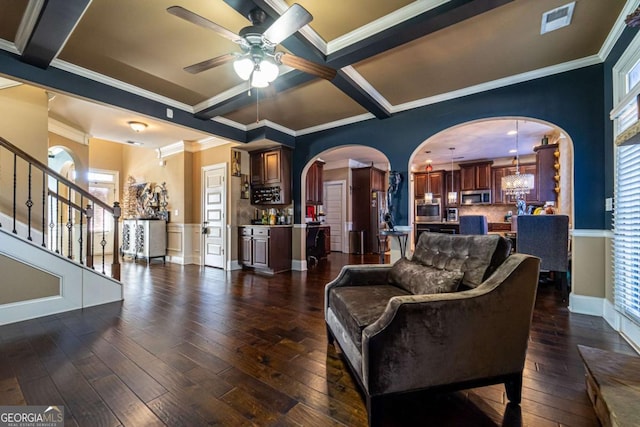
[578,345,640,427]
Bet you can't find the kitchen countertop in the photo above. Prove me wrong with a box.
[415,221,459,225]
[241,224,293,227]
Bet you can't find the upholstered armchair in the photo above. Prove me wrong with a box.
[325,233,541,426]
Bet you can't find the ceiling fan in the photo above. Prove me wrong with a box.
[167,4,336,88]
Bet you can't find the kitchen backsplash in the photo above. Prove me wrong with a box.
[458,205,517,223]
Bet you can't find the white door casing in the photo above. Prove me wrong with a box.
[324,180,347,253]
[202,164,226,269]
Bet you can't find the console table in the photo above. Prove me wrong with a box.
[122,219,167,264]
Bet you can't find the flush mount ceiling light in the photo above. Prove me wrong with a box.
[501,120,535,199]
[128,121,147,133]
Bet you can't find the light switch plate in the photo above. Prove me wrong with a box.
[605,197,613,211]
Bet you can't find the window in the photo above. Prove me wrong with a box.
[88,170,118,233]
[612,32,640,347]
[614,144,640,323]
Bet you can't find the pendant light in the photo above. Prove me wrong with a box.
[501,120,535,199]
[424,161,433,203]
[447,147,457,205]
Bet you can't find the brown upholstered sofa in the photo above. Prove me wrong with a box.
[325,233,540,425]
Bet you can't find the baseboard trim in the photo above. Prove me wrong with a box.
[228,260,242,270]
[603,298,620,330]
[292,259,306,271]
[569,293,604,316]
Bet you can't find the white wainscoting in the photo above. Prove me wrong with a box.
[166,223,201,265]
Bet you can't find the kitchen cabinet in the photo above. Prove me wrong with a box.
[444,170,460,207]
[352,166,386,253]
[306,160,324,205]
[414,171,443,200]
[460,161,493,191]
[491,163,538,204]
[121,219,166,264]
[534,143,559,204]
[238,226,292,274]
[250,147,292,205]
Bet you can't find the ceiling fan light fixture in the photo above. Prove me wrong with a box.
[233,57,254,81]
[258,58,279,82]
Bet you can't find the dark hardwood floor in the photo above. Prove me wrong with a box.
[0,253,635,426]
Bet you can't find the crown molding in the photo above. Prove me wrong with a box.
[50,59,194,113]
[246,119,296,136]
[0,76,21,90]
[0,40,19,55]
[340,66,393,110]
[48,117,90,144]
[14,0,45,54]
[196,136,233,152]
[326,0,450,54]
[393,54,602,114]
[600,0,640,61]
[212,116,248,131]
[193,83,250,114]
[296,113,375,136]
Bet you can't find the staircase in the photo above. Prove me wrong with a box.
[0,136,123,325]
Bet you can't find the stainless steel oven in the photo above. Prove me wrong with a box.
[415,198,441,222]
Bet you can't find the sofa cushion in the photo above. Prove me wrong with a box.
[412,233,505,288]
[389,258,463,295]
[329,285,411,351]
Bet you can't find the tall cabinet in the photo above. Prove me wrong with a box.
[352,166,386,253]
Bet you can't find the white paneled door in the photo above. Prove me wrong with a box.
[202,165,226,269]
[324,181,346,252]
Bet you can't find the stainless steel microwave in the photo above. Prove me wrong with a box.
[461,190,491,205]
[415,198,441,222]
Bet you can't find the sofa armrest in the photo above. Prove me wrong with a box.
[324,264,392,316]
[361,254,540,396]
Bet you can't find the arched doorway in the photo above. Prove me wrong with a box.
[408,117,574,245]
[300,146,390,267]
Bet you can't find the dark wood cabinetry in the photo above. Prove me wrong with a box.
[305,161,324,205]
[491,163,538,204]
[250,147,292,205]
[352,167,386,254]
[460,161,492,191]
[444,170,460,207]
[414,171,443,200]
[534,143,559,204]
[239,226,292,274]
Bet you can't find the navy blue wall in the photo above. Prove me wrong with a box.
[603,26,639,228]
[295,65,606,229]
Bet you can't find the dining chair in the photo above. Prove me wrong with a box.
[459,215,488,235]
[516,215,570,300]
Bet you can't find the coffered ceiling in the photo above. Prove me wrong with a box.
[0,0,632,165]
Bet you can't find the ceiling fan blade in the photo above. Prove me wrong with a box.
[184,53,236,74]
[279,53,336,81]
[167,6,240,43]
[263,4,312,45]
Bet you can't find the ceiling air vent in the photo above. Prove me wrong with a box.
[540,1,575,35]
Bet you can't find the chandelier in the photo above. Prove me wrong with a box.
[447,147,457,205]
[424,161,433,203]
[501,120,534,199]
